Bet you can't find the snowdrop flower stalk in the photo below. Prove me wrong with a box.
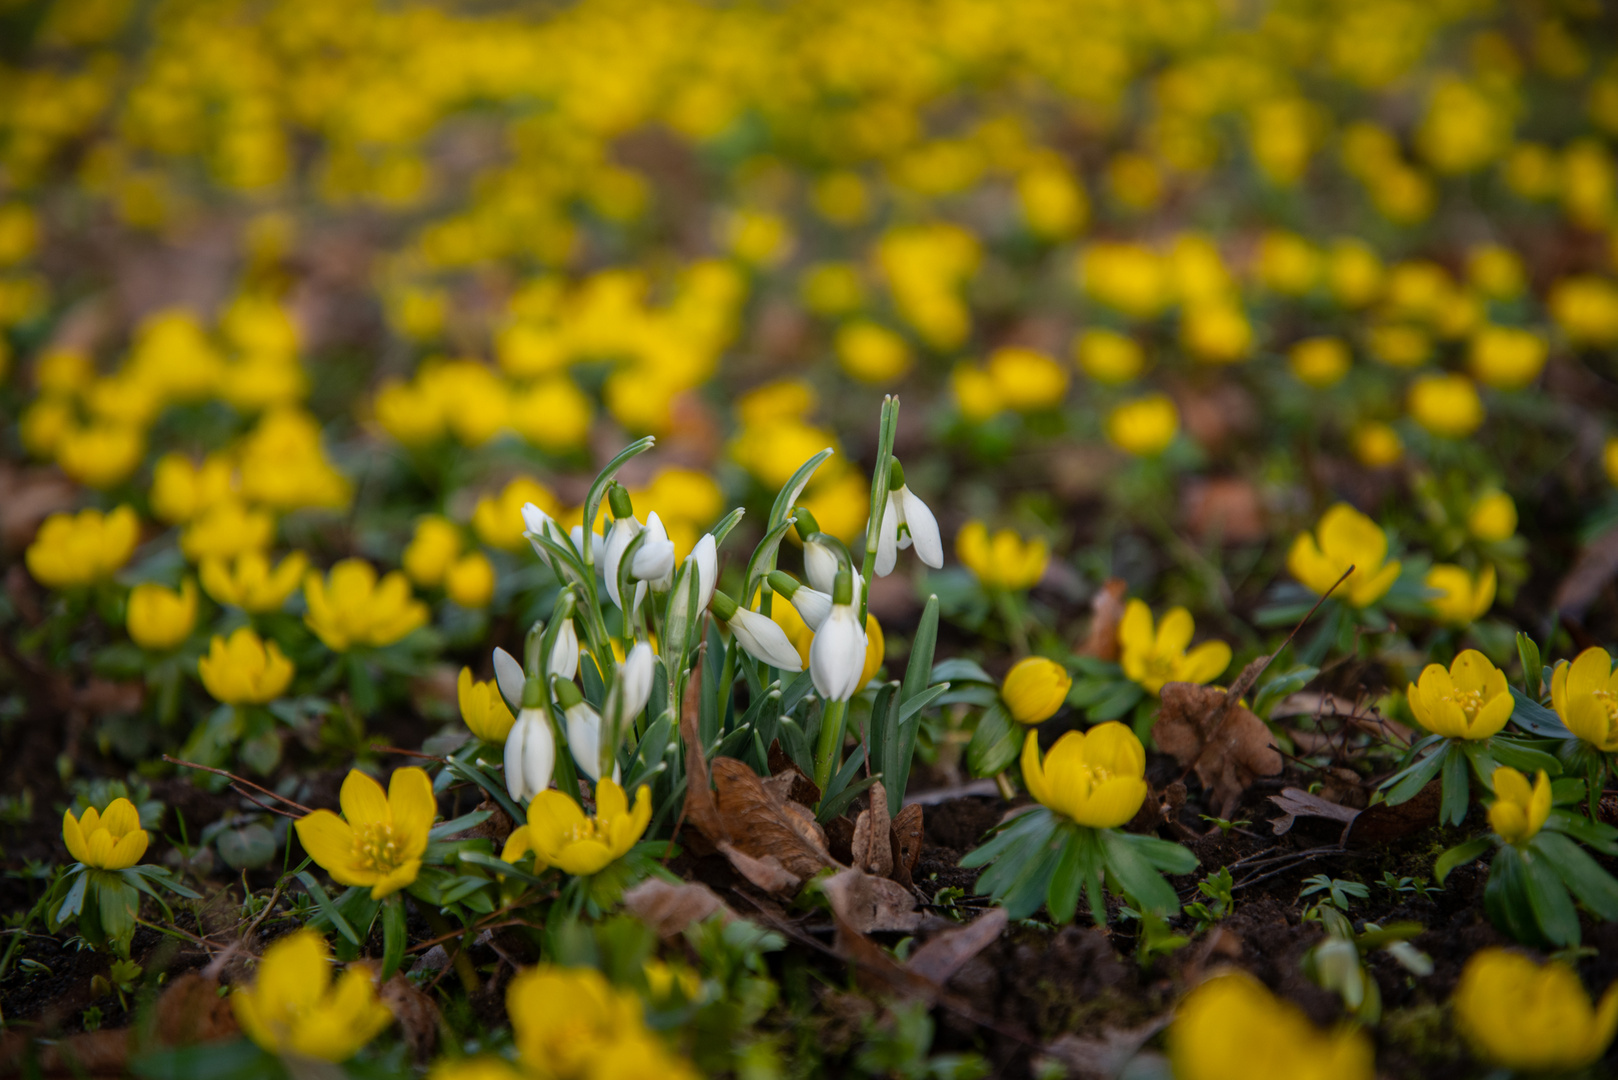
[874,459,943,577]
[710,590,803,671]
[810,568,869,791]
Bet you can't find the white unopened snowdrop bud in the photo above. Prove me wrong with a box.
[767,570,832,631]
[570,525,604,564]
[493,646,526,711]
[874,460,943,577]
[712,590,803,671]
[602,516,641,610]
[632,511,676,590]
[810,571,868,701]
[803,535,842,596]
[614,641,656,725]
[554,677,618,783]
[551,619,579,680]
[666,534,718,651]
[503,702,555,803]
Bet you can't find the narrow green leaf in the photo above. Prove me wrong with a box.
[296,871,361,946]
[1516,632,1542,699]
[1434,836,1493,884]
[769,448,835,532]
[901,596,940,705]
[381,895,407,980]
[1441,744,1471,826]
[1520,845,1581,946]
[582,436,658,566]
[1535,831,1618,920]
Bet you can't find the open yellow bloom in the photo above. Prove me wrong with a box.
[403,515,463,587]
[62,798,148,870]
[1454,948,1618,1073]
[1021,723,1147,829]
[1105,393,1179,457]
[985,346,1069,412]
[199,627,295,705]
[1002,657,1071,725]
[295,767,434,899]
[861,613,885,688]
[507,965,645,1079]
[180,500,275,562]
[1287,503,1400,607]
[1552,647,1618,752]
[200,550,307,612]
[1288,336,1351,388]
[1489,767,1551,845]
[1118,599,1231,695]
[1073,328,1144,385]
[127,579,197,651]
[1408,373,1485,438]
[26,506,140,589]
[1351,421,1403,468]
[955,521,1048,591]
[1170,970,1374,1080]
[304,559,429,651]
[1406,650,1513,741]
[473,477,560,552]
[1467,491,1517,542]
[233,929,393,1063]
[56,424,145,489]
[502,779,651,878]
[459,667,515,742]
[150,452,236,525]
[1425,563,1496,626]
[445,551,496,608]
[428,1057,523,1080]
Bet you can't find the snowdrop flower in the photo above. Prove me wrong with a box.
[666,533,718,645]
[632,511,676,590]
[768,570,832,631]
[810,571,868,701]
[711,590,803,671]
[606,641,656,733]
[554,678,619,783]
[797,510,864,603]
[602,512,642,609]
[493,625,577,712]
[504,699,555,803]
[874,460,943,577]
[493,646,525,709]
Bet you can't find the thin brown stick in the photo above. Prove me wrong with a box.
[162,755,313,814]
[405,918,530,955]
[375,746,448,762]
[231,785,302,820]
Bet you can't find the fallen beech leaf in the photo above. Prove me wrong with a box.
[624,878,734,936]
[851,781,894,877]
[718,843,802,893]
[1346,781,1441,847]
[890,803,924,888]
[379,972,439,1061]
[1268,787,1360,841]
[904,908,1008,985]
[679,673,723,842]
[712,758,836,880]
[151,972,239,1046]
[820,867,923,934]
[1183,477,1266,545]
[1154,682,1282,818]
[1078,578,1128,661]
[1042,1016,1172,1080]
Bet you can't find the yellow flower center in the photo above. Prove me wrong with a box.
[1440,687,1486,722]
[1594,689,1618,724]
[352,821,405,873]
[562,818,604,846]
[1142,652,1178,685]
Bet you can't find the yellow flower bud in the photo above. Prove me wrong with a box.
[56,424,144,490]
[458,667,514,743]
[985,346,1069,412]
[446,551,496,609]
[1408,373,1485,438]
[474,477,560,552]
[1453,948,1618,1073]
[508,378,593,454]
[861,613,885,688]
[151,453,236,525]
[1288,336,1351,388]
[127,579,198,651]
[1425,563,1496,626]
[1488,767,1551,845]
[1351,421,1404,468]
[1001,657,1071,725]
[180,500,276,562]
[950,361,1002,422]
[1171,971,1374,1080]
[1072,328,1144,385]
[836,320,912,384]
[62,798,148,870]
[1021,723,1147,828]
[1406,650,1513,740]
[1105,393,1179,457]
[199,627,295,705]
[1469,324,1547,389]
[403,515,462,587]
[955,522,1048,591]
[1467,491,1516,541]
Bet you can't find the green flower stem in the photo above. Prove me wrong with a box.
[859,396,900,626]
[995,590,1030,657]
[814,697,850,795]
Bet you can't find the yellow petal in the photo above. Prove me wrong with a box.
[1156,607,1195,655]
[1020,729,1050,808]
[387,767,437,856]
[595,778,628,820]
[338,769,390,827]
[295,810,368,886]
[553,839,615,877]
[1081,721,1146,779]
[1117,600,1153,653]
[1179,641,1231,686]
[1568,648,1613,699]
[62,810,89,864]
[105,829,149,870]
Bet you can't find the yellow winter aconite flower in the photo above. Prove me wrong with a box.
[199,627,295,705]
[1073,328,1144,385]
[458,667,514,743]
[1468,491,1517,541]
[1105,393,1179,457]
[502,778,651,877]
[200,550,307,613]
[1408,373,1485,437]
[861,613,886,688]
[233,929,393,1063]
[1288,336,1351,388]
[26,505,140,588]
[1021,722,1147,829]
[474,478,561,552]
[1552,647,1618,752]
[1469,325,1548,389]
[955,522,1048,591]
[304,559,429,652]
[1169,970,1374,1080]
[294,768,435,899]
[150,453,236,524]
[1001,657,1071,725]
[985,346,1069,412]
[427,1057,522,1080]
[62,798,148,870]
[507,965,697,1080]
[1489,767,1552,845]
[1118,600,1231,695]
[56,424,144,489]
[1352,422,1404,468]
[180,500,275,562]
[1287,503,1401,607]
[1453,948,1618,1073]
[403,515,463,587]
[446,551,496,608]
[1425,563,1496,626]
[835,320,912,384]
[1406,650,1514,740]
[127,579,197,651]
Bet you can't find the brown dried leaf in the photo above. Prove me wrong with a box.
[624,878,735,936]
[1042,1016,1172,1080]
[1346,781,1441,847]
[851,781,894,877]
[891,803,924,885]
[711,758,836,881]
[1154,681,1282,818]
[717,843,801,893]
[379,972,439,1062]
[679,674,723,842]
[904,908,1008,985]
[820,867,924,934]
[151,972,238,1046]
[1078,578,1128,661]
[1268,787,1360,840]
